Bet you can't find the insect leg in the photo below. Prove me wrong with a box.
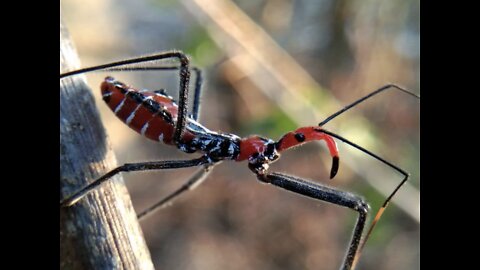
[318,129,409,265]
[60,156,212,208]
[66,62,205,122]
[190,67,203,121]
[257,172,369,270]
[124,66,204,121]
[104,65,205,138]
[137,66,204,121]
[60,51,190,79]
[84,65,204,121]
[137,162,219,220]
[59,50,192,145]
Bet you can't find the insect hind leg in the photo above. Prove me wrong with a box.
[59,51,191,145]
[59,50,198,145]
[149,66,204,121]
[137,163,218,220]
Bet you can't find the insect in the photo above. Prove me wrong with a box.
[60,51,419,270]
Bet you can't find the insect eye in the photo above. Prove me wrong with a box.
[266,143,275,153]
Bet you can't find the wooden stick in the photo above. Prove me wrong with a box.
[60,18,154,270]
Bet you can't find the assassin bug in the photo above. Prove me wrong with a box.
[60,51,419,270]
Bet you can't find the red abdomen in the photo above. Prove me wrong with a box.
[100,77,181,144]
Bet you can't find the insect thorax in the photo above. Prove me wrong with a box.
[180,119,241,161]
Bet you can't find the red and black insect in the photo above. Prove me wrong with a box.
[60,51,419,270]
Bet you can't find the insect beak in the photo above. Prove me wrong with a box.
[330,156,339,179]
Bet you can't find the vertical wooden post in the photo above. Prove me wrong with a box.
[60,18,154,270]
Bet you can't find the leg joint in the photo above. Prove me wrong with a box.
[354,199,370,215]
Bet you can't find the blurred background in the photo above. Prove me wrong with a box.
[61,0,419,269]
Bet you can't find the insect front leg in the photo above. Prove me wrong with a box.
[256,172,369,270]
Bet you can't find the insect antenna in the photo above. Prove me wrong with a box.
[315,84,419,267]
[318,84,420,127]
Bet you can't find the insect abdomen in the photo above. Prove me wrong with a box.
[100,77,177,144]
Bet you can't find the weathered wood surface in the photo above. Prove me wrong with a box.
[60,18,154,270]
